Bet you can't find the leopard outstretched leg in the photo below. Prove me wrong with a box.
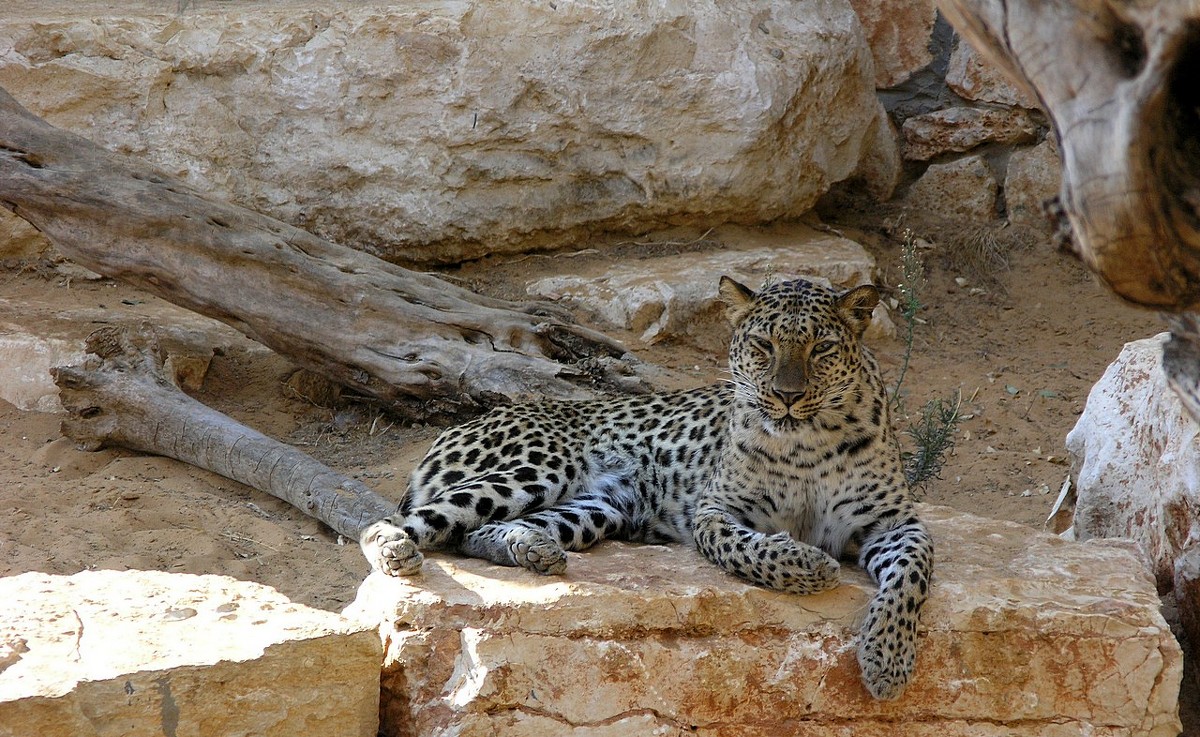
[459,493,634,574]
[692,504,841,594]
[855,515,933,700]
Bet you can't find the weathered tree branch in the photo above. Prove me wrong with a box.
[0,86,640,419]
[52,326,395,540]
[936,0,1200,312]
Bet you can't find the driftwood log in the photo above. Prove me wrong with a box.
[52,326,396,540]
[0,82,646,551]
[936,0,1200,312]
[0,86,639,421]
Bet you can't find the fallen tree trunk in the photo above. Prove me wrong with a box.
[0,86,638,420]
[52,326,395,540]
[935,0,1200,313]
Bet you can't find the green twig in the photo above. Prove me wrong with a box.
[903,392,962,489]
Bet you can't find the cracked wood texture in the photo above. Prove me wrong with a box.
[936,0,1200,311]
[52,326,395,539]
[0,86,633,419]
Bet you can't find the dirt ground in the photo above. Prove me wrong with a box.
[1,216,1196,730]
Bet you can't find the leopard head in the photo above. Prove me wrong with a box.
[719,276,879,431]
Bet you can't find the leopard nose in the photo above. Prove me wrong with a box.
[774,389,803,407]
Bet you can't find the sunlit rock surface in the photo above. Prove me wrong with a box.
[0,570,380,737]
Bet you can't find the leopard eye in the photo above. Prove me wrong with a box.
[749,335,774,356]
[812,340,838,355]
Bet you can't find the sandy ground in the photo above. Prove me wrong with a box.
[0,220,1195,730]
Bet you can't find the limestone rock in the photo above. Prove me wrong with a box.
[851,101,904,201]
[846,0,938,88]
[1067,333,1200,591]
[0,324,221,411]
[0,285,268,412]
[946,37,1039,109]
[525,224,890,350]
[1004,138,1061,232]
[904,155,998,221]
[900,107,1038,161]
[345,505,1182,737]
[0,570,381,737]
[0,0,878,265]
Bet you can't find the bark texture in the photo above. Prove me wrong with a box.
[52,326,394,540]
[0,86,636,419]
[935,0,1200,312]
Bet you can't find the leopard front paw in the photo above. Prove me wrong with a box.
[360,519,424,576]
[763,532,841,595]
[507,529,567,575]
[856,611,917,700]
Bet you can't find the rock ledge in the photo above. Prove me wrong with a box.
[347,505,1182,737]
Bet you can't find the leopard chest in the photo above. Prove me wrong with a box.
[712,410,894,554]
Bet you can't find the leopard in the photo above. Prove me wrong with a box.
[360,276,933,700]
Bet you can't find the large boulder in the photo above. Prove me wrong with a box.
[0,0,878,265]
[1066,333,1200,592]
[346,505,1182,737]
[1066,333,1200,666]
[0,570,381,737]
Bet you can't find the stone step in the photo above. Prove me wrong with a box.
[0,570,381,737]
[525,223,893,351]
[346,505,1182,737]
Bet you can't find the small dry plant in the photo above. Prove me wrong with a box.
[891,229,962,492]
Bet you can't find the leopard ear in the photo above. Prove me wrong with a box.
[718,276,756,325]
[836,284,879,338]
